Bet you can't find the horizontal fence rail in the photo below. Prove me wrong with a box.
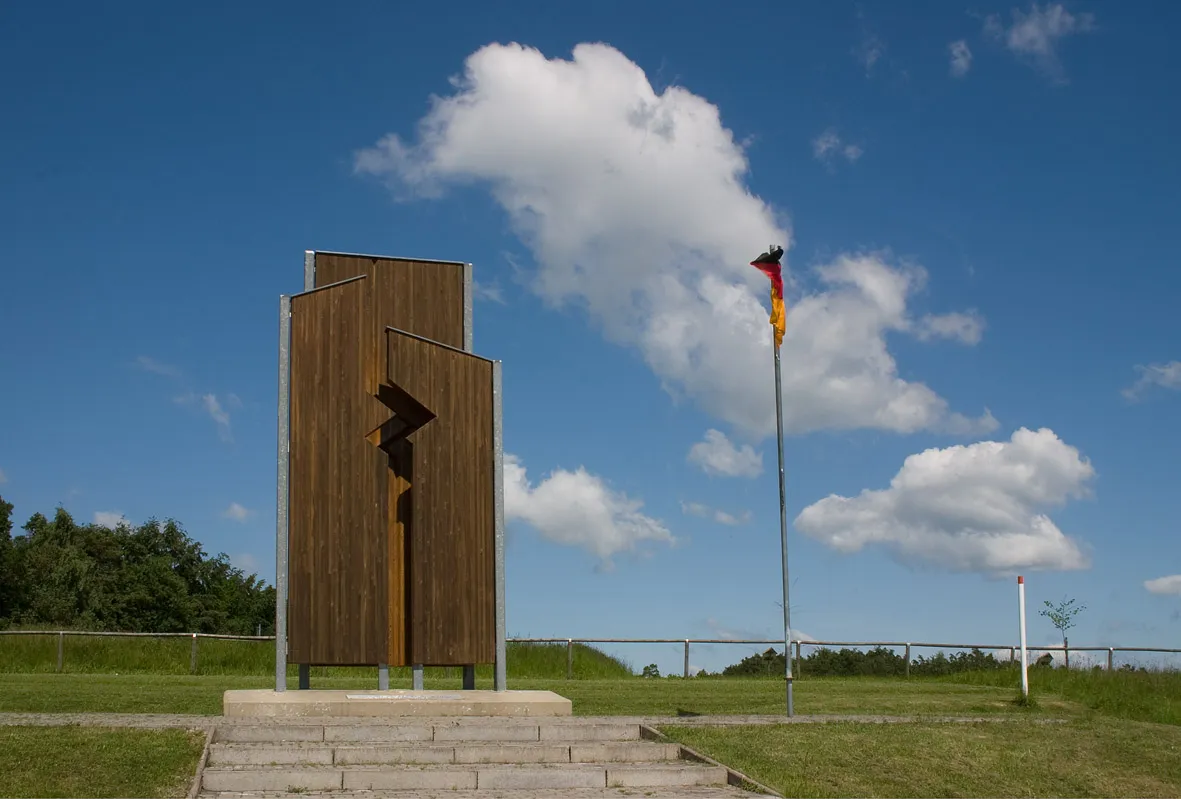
[2,630,1179,678]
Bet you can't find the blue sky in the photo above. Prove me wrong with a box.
[2,1,1179,676]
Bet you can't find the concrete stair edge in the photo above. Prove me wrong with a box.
[208,740,683,766]
[198,788,758,799]
[213,722,645,743]
[201,762,729,792]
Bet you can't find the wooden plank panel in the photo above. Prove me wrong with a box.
[387,330,495,665]
[386,442,411,666]
[314,253,464,350]
[288,277,392,666]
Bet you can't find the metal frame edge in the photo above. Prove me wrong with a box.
[303,250,316,291]
[492,360,507,691]
[275,294,293,692]
[462,262,474,353]
[310,248,468,266]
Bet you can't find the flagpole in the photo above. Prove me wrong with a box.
[773,335,794,717]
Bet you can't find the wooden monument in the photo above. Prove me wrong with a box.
[273,250,506,691]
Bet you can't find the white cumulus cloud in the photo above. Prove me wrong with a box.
[93,511,129,528]
[473,280,505,304]
[985,2,1096,83]
[949,40,973,77]
[356,42,993,440]
[1122,361,1181,401]
[682,501,751,526]
[688,429,763,478]
[504,453,673,567]
[812,129,864,165]
[914,311,986,344]
[1145,575,1181,596]
[223,502,252,522]
[134,355,183,379]
[795,427,1095,574]
[174,391,235,442]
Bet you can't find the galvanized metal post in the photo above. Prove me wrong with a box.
[303,250,316,291]
[1108,648,1114,671]
[683,640,690,678]
[566,639,574,680]
[796,641,803,679]
[772,336,793,717]
[412,665,424,691]
[905,643,911,677]
[275,294,292,693]
[378,664,389,691]
[1018,576,1029,698]
[462,262,474,352]
[56,631,63,673]
[492,361,507,691]
[190,633,198,675]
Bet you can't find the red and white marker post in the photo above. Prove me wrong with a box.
[1018,575,1029,698]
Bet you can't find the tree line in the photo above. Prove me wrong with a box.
[709,645,1016,678]
[0,496,274,635]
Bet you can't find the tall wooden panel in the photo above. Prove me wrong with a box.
[386,328,496,665]
[287,276,392,666]
[313,253,465,350]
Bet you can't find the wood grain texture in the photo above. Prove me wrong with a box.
[386,329,496,665]
[287,276,393,666]
[386,441,411,666]
[313,253,465,350]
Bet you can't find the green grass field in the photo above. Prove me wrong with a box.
[4,633,1181,798]
[946,665,1181,726]
[0,726,205,798]
[663,718,1181,798]
[0,672,1067,716]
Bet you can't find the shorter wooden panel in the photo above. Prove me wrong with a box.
[386,328,496,665]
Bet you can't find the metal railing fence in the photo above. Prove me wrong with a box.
[2,630,1178,677]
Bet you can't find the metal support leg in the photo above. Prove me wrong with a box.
[492,361,507,691]
[275,295,292,693]
[463,665,476,690]
[378,664,389,691]
[298,664,310,690]
[412,664,424,690]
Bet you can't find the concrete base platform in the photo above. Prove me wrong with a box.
[223,689,573,719]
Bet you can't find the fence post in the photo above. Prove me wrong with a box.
[56,631,64,673]
[1010,647,1015,664]
[1108,648,1114,671]
[905,643,911,678]
[566,639,573,680]
[795,641,802,679]
[190,633,198,674]
[683,640,690,679]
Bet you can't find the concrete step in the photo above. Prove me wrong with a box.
[208,740,683,766]
[201,762,729,792]
[200,787,758,798]
[214,721,643,744]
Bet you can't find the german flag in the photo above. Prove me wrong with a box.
[750,246,785,348]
